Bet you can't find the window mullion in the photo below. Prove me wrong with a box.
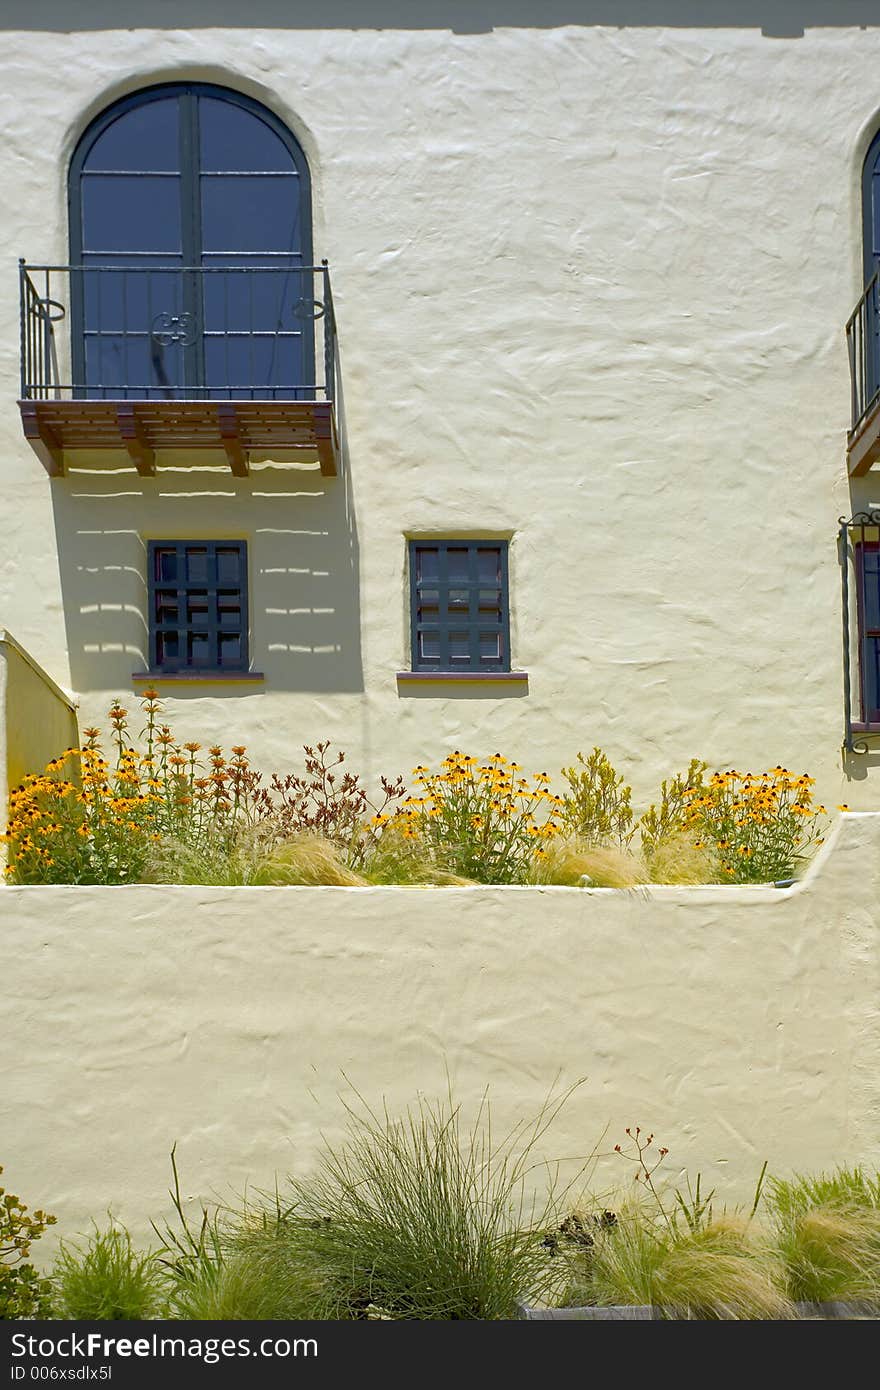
[177,541,187,673]
[180,89,205,393]
[467,543,479,668]
[438,544,451,670]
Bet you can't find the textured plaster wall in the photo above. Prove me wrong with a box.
[1,812,879,1256]
[1,9,880,806]
[0,631,78,819]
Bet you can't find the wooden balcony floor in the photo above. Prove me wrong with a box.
[18,398,339,478]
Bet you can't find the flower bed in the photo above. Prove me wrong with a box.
[2,692,831,887]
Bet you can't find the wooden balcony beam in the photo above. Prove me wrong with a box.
[19,401,64,476]
[217,404,249,477]
[313,401,338,477]
[116,404,156,476]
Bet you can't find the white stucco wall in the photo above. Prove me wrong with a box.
[0,7,879,811]
[2,811,878,1257]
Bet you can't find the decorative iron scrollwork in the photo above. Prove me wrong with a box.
[292,297,326,320]
[150,311,196,347]
[35,298,66,323]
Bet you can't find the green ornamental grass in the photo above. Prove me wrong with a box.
[52,1225,165,1320]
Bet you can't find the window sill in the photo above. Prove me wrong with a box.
[396,671,529,684]
[132,670,265,684]
[850,722,880,733]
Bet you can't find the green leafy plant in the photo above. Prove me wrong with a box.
[0,1165,56,1319]
[638,759,709,859]
[559,749,635,847]
[52,1222,165,1320]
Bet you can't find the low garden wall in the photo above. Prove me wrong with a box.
[2,813,879,1256]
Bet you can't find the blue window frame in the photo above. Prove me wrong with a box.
[69,83,313,400]
[148,540,249,673]
[856,540,880,723]
[409,540,511,672]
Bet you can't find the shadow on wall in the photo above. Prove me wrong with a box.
[7,2,879,36]
[50,462,364,695]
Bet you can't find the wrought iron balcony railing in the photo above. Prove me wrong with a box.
[846,270,880,475]
[17,261,339,476]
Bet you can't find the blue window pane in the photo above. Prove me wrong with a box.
[480,632,501,660]
[155,550,177,582]
[419,632,440,660]
[216,549,241,583]
[447,549,470,582]
[449,632,470,660]
[83,265,183,333]
[865,636,880,715]
[204,335,303,395]
[187,595,209,629]
[478,548,501,582]
[84,97,180,172]
[218,599,241,629]
[186,550,208,583]
[219,633,242,665]
[84,334,185,396]
[188,633,211,666]
[155,593,178,624]
[82,175,182,253]
[416,549,439,582]
[199,96,296,173]
[863,551,880,630]
[201,265,306,333]
[201,176,300,252]
[156,632,179,663]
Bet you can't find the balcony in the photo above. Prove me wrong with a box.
[17,262,339,477]
[846,272,880,475]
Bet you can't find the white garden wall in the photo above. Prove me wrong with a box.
[2,811,878,1256]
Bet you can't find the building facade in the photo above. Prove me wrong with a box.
[3,3,880,806]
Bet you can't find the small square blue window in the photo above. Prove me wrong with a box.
[409,540,511,672]
[148,539,248,673]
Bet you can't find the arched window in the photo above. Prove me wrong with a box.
[863,126,880,286]
[69,83,313,400]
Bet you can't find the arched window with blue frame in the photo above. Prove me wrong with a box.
[859,126,880,419]
[69,83,314,400]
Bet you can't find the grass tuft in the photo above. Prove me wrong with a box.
[144,830,368,887]
[235,1090,585,1319]
[564,1204,794,1319]
[361,825,477,886]
[767,1167,880,1302]
[51,1224,165,1320]
[646,833,719,885]
[249,834,368,886]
